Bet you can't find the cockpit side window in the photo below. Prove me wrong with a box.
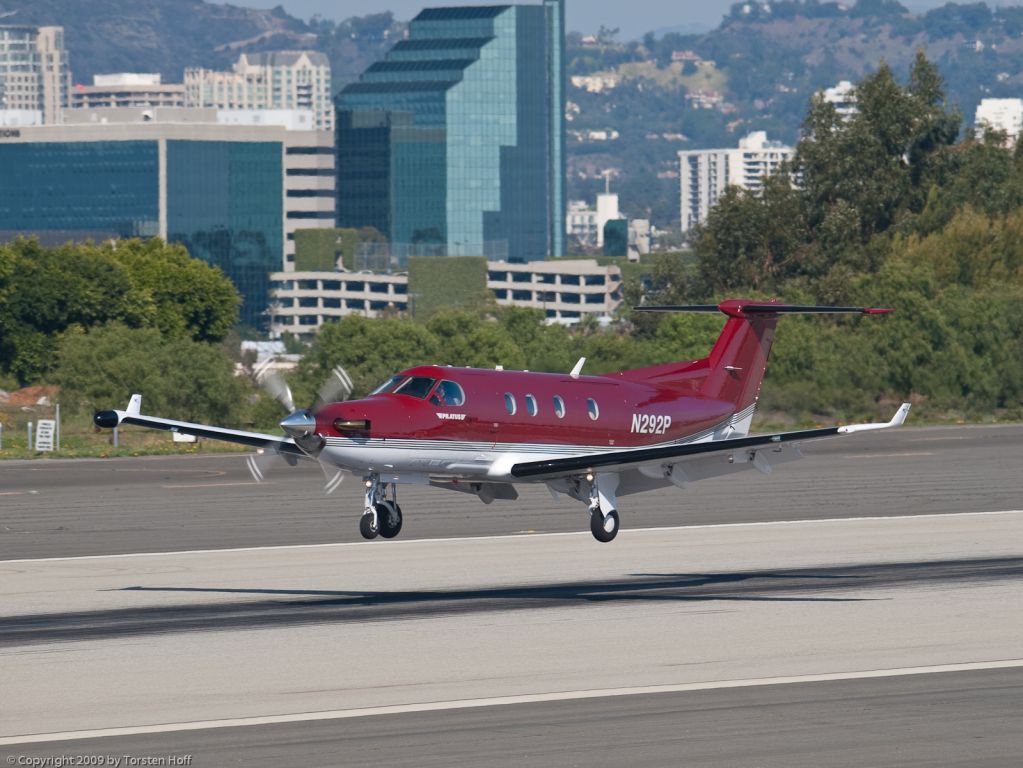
[394,376,436,399]
[370,375,405,395]
[430,380,466,407]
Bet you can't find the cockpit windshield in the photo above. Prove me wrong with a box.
[393,376,437,399]
[370,375,405,395]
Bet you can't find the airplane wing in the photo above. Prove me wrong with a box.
[93,394,306,457]
[510,404,911,482]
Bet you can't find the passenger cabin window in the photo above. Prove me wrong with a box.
[587,398,599,420]
[525,394,538,416]
[430,380,466,407]
[553,395,566,419]
[504,393,517,415]
[394,376,436,399]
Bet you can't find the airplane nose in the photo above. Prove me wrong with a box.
[280,410,317,438]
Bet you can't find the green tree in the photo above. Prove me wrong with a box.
[54,324,248,424]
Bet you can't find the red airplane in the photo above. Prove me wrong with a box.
[95,300,910,542]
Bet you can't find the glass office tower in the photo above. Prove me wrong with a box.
[336,1,566,262]
[0,138,282,327]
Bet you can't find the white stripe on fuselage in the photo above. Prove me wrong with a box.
[322,406,756,480]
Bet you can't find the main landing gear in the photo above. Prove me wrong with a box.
[360,474,403,540]
[587,472,620,543]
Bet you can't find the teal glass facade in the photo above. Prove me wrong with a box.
[336,2,566,262]
[0,137,282,328]
[0,141,160,240]
[166,140,283,327]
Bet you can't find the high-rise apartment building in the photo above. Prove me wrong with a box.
[0,25,70,124]
[185,52,333,131]
[678,131,794,234]
[335,1,566,262]
[975,98,1023,146]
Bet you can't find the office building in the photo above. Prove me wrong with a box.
[0,107,332,326]
[0,25,70,124]
[185,52,333,131]
[269,258,621,335]
[975,98,1023,146]
[678,131,794,234]
[335,1,566,262]
[71,74,185,109]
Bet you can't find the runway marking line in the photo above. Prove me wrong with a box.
[2,659,1021,745]
[161,481,261,489]
[2,509,1020,565]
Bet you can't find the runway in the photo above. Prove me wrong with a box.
[2,425,1022,765]
[1,424,1021,560]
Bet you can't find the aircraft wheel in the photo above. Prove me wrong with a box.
[590,508,619,543]
[359,511,379,540]
[377,501,403,539]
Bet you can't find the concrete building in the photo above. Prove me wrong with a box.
[975,98,1023,145]
[0,25,70,124]
[823,80,857,119]
[566,190,620,249]
[678,131,794,234]
[185,52,333,131]
[268,258,622,335]
[71,74,185,109]
[0,107,332,325]
[335,1,567,263]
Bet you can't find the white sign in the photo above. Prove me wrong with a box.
[35,419,56,452]
[172,431,197,443]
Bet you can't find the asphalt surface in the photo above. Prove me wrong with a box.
[2,425,1021,766]
[1,423,1021,560]
[5,668,1020,767]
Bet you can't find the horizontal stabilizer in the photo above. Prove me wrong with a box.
[636,301,893,316]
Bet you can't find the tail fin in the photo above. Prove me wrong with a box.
[635,300,892,418]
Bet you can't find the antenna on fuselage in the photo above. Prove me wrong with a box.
[570,357,586,379]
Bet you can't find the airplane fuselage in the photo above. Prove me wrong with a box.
[315,365,742,483]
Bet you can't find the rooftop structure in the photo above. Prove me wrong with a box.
[71,73,185,110]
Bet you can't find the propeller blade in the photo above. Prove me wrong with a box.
[313,365,353,412]
[263,372,296,413]
[321,467,344,495]
[245,445,281,483]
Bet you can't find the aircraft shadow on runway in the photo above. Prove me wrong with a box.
[2,557,1021,648]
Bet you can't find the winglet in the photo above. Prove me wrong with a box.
[837,403,911,435]
[126,394,143,417]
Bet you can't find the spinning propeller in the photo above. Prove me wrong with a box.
[246,366,353,493]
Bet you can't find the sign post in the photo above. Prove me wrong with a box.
[27,421,33,450]
[35,419,56,452]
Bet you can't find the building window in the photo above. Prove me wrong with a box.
[553,395,565,419]
[298,297,318,308]
[525,394,537,416]
[322,298,341,308]
[322,280,341,291]
[587,398,599,420]
[504,393,516,415]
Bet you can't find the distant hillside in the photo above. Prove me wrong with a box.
[566,0,1023,229]
[0,0,403,86]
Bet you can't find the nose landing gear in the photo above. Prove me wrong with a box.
[360,475,403,540]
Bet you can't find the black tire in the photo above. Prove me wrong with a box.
[359,511,379,540]
[590,508,619,543]
[377,501,403,539]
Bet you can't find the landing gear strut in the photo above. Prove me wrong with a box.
[360,474,402,540]
[587,473,620,543]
